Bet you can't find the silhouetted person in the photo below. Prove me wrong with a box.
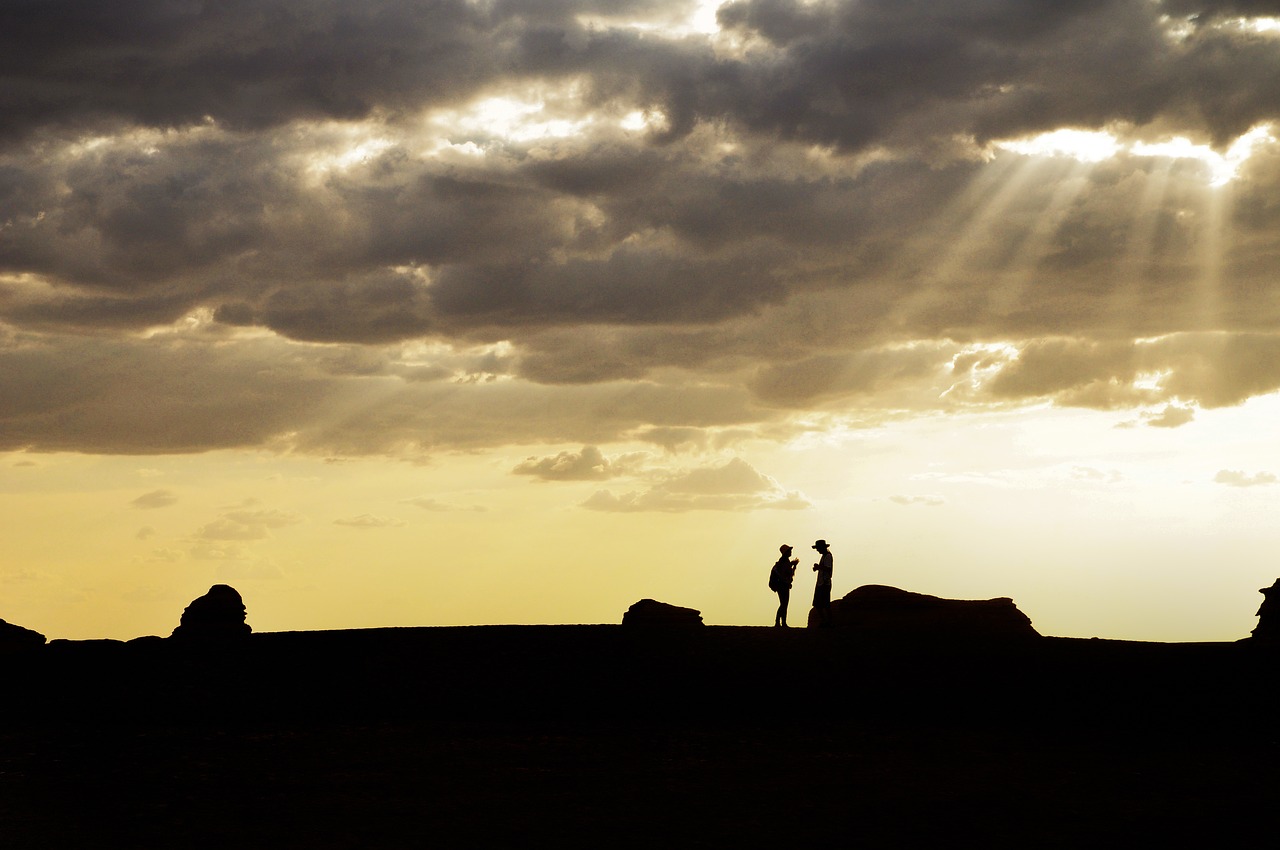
[769,544,799,627]
[812,539,833,627]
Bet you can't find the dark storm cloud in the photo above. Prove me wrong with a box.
[0,130,577,308]
[0,321,771,455]
[0,0,717,143]
[428,246,788,326]
[0,0,492,139]
[6,0,1280,457]
[8,1,1274,157]
[711,0,1280,149]
[713,0,1156,149]
[1161,1,1280,17]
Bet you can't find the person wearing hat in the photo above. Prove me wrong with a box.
[768,544,799,627]
[812,539,833,626]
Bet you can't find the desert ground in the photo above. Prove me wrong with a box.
[2,624,1277,848]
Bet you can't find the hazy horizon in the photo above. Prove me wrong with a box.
[5,1,1280,642]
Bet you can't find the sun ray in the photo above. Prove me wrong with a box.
[891,153,1049,334]
[983,157,1098,321]
[1194,180,1230,333]
[891,123,1275,342]
[1105,157,1176,335]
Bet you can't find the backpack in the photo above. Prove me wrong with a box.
[768,561,785,592]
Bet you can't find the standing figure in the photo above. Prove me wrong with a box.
[812,539,834,627]
[769,544,799,627]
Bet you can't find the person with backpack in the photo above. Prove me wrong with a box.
[768,544,800,627]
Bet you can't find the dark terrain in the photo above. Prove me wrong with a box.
[3,625,1277,847]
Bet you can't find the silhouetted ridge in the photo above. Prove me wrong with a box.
[170,584,251,641]
[0,618,46,652]
[809,584,1040,640]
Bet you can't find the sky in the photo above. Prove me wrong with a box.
[5,0,1280,642]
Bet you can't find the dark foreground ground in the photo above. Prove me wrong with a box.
[3,626,1277,847]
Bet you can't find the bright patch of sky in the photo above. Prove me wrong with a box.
[997,124,1276,186]
[577,0,723,35]
[996,129,1121,163]
[440,96,591,143]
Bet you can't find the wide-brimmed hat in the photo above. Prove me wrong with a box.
[779,544,793,553]
[812,539,828,549]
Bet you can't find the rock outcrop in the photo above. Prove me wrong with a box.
[809,585,1040,641]
[0,618,46,652]
[170,584,252,641]
[1250,578,1280,642]
[622,599,704,627]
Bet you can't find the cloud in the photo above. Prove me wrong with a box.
[1145,404,1196,429]
[4,0,1280,462]
[334,514,407,528]
[402,497,487,513]
[190,542,250,561]
[1214,469,1278,488]
[136,526,156,541]
[889,495,946,507]
[0,329,765,455]
[1072,466,1124,484]
[131,489,178,509]
[513,445,621,481]
[750,346,949,407]
[956,335,1280,415]
[196,508,303,541]
[5,0,1274,158]
[583,457,811,512]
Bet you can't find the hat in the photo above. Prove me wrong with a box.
[812,539,828,550]
[779,544,793,553]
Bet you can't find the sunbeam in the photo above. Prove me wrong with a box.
[984,158,1099,322]
[893,154,1049,334]
[1195,180,1230,333]
[1107,157,1176,336]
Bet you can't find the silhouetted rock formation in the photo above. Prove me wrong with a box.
[809,585,1040,640]
[622,599,704,627]
[0,618,46,651]
[1250,578,1280,642]
[170,584,251,641]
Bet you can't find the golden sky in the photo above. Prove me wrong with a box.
[4,1,1280,641]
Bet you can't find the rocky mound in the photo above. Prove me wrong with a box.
[0,618,46,652]
[622,599,704,627]
[809,585,1040,641]
[170,584,252,641]
[1250,578,1280,642]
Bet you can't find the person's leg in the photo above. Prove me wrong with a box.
[776,588,790,626]
[816,586,831,625]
